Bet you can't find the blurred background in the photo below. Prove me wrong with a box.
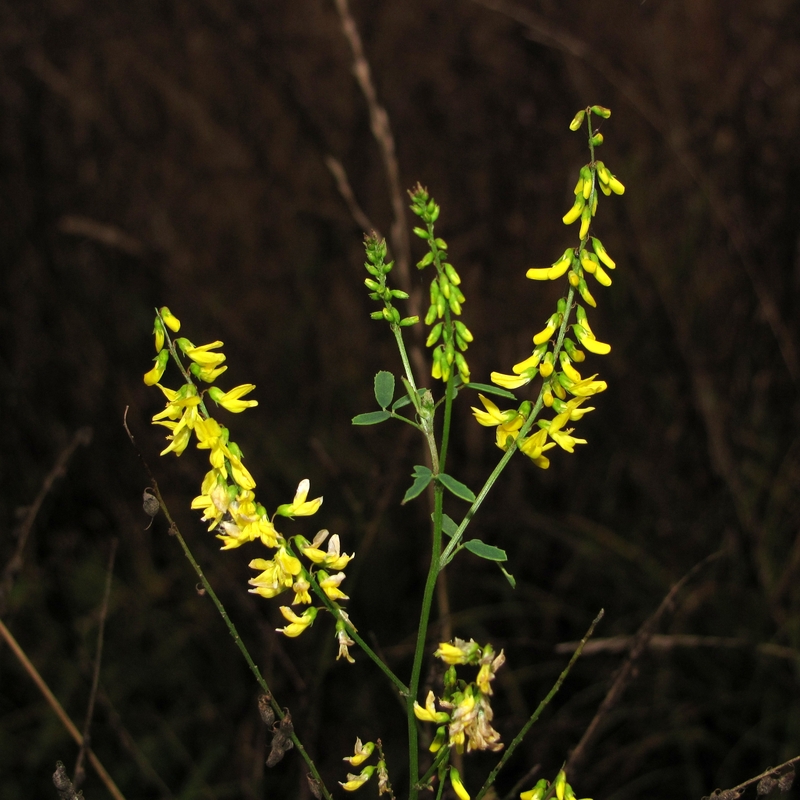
[1,0,799,798]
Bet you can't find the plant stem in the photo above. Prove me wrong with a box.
[439,286,576,569]
[474,609,604,800]
[407,480,445,800]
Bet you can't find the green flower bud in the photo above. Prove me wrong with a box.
[426,323,443,347]
[443,262,461,285]
[569,109,586,131]
[591,105,611,118]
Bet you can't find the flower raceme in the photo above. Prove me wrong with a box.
[144,307,357,642]
[481,106,623,468]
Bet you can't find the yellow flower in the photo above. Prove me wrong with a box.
[189,362,228,383]
[339,766,375,792]
[176,338,226,368]
[318,570,349,601]
[564,374,608,397]
[520,779,549,800]
[207,384,258,413]
[435,638,480,665]
[413,690,450,723]
[450,767,471,800]
[292,577,312,605]
[248,548,301,598]
[275,605,317,637]
[471,394,519,428]
[159,306,181,332]
[518,429,556,469]
[491,371,531,390]
[297,530,354,570]
[144,350,169,386]
[276,479,323,517]
[343,738,374,767]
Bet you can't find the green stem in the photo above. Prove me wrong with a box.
[308,575,409,696]
[415,745,451,791]
[439,285,577,569]
[474,610,604,800]
[407,481,445,800]
[148,484,333,800]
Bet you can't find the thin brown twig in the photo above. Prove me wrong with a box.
[703,754,799,800]
[0,427,93,614]
[74,539,118,789]
[566,550,723,777]
[324,155,381,237]
[0,618,126,800]
[330,0,427,374]
[554,634,799,662]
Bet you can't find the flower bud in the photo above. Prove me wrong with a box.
[569,109,586,131]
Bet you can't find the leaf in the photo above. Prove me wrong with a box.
[500,565,516,588]
[437,473,476,502]
[352,411,391,426]
[464,382,518,400]
[441,514,458,538]
[464,539,507,562]
[374,371,395,409]
[431,513,459,537]
[392,395,412,410]
[402,467,433,504]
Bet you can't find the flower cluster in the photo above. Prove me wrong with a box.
[363,235,419,329]
[414,638,505,755]
[480,106,624,467]
[410,184,473,384]
[144,307,355,647]
[339,738,392,796]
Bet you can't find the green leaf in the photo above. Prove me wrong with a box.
[403,467,433,504]
[500,565,516,588]
[464,382,518,400]
[432,513,459,538]
[374,371,395,409]
[392,395,412,411]
[437,473,476,502]
[352,411,391,426]
[464,540,507,562]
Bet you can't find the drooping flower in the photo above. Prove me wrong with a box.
[275,605,317,637]
[275,479,323,518]
[207,384,258,413]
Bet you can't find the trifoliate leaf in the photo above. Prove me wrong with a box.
[374,371,395,409]
[464,540,507,562]
[352,411,391,425]
[437,473,476,502]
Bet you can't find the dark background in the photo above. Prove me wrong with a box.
[2,0,800,798]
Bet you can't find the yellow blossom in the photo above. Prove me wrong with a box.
[340,766,375,792]
[413,690,450,724]
[207,384,258,413]
[318,570,349,601]
[471,394,520,428]
[275,605,317,637]
[343,738,374,767]
[176,338,226,368]
[144,350,169,386]
[490,371,531,390]
[276,479,323,518]
[292,577,312,604]
[450,768,471,800]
